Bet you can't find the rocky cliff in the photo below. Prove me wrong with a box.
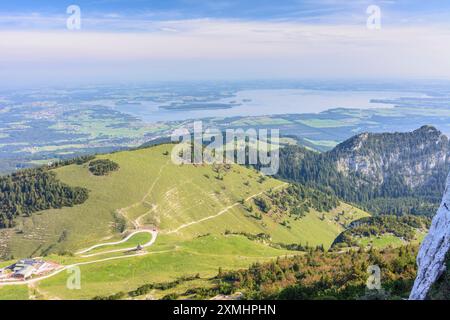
[331,125,450,189]
[409,171,450,300]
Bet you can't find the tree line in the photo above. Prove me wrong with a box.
[88,159,120,176]
[253,183,339,220]
[213,245,418,300]
[332,215,431,248]
[276,143,444,217]
[0,168,89,228]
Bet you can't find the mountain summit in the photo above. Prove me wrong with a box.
[330,125,449,189]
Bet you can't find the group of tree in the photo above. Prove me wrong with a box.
[253,183,339,220]
[49,155,95,168]
[211,245,418,300]
[223,230,321,252]
[332,215,431,248]
[88,159,120,176]
[92,274,201,300]
[0,168,89,228]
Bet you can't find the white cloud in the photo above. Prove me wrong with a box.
[1,19,450,84]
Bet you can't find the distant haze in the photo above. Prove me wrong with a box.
[1,1,450,85]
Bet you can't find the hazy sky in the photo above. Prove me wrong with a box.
[1,0,450,86]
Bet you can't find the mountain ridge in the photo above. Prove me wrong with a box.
[278,125,450,216]
[331,125,449,188]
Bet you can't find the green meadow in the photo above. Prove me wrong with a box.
[34,235,299,300]
[0,144,370,300]
[0,285,29,300]
[81,232,153,255]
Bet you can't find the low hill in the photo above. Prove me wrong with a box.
[1,144,368,259]
[0,143,369,299]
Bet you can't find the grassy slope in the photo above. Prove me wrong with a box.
[1,144,370,300]
[357,229,427,249]
[83,232,153,254]
[0,286,29,300]
[358,235,405,249]
[35,235,297,300]
[6,144,366,257]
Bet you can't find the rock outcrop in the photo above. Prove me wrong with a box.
[409,171,450,300]
[332,125,450,189]
[278,126,450,216]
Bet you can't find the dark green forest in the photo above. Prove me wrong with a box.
[88,159,120,176]
[0,168,89,228]
[332,215,430,248]
[259,183,339,218]
[249,183,339,228]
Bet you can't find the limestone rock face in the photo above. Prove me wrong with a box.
[409,171,450,300]
[333,126,450,189]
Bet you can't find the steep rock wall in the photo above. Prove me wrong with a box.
[409,171,450,300]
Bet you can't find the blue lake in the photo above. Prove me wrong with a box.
[112,89,426,123]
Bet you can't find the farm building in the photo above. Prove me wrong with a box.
[0,258,61,282]
[13,265,34,279]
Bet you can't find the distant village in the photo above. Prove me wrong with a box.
[0,259,61,282]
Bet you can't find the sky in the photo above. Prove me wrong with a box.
[1,0,450,86]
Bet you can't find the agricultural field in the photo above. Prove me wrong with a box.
[2,82,450,173]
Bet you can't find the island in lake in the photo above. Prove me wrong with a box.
[159,102,240,111]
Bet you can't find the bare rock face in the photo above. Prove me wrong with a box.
[409,171,450,300]
[333,126,450,189]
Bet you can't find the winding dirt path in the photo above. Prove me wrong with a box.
[165,183,287,235]
[76,230,158,257]
[0,230,159,287]
[0,181,285,287]
[0,249,164,287]
[117,161,170,229]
